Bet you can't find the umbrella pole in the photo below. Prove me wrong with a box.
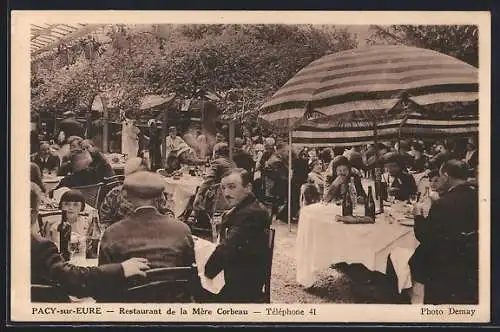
[288,131,292,232]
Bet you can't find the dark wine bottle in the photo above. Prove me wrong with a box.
[86,210,101,259]
[57,211,71,261]
[342,186,353,216]
[365,186,376,218]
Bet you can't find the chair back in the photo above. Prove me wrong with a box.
[116,264,199,303]
[31,283,70,303]
[97,180,123,210]
[262,228,276,303]
[156,168,169,177]
[38,210,62,238]
[104,175,125,183]
[72,182,103,209]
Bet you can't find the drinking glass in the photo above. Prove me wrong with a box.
[387,187,397,204]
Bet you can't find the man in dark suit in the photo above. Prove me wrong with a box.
[98,171,196,301]
[205,168,271,303]
[232,137,255,176]
[58,111,84,142]
[30,182,150,302]
[31,142,61,174]
[410,159,478,304]
[191,142,236,215]
[382,152,418,201]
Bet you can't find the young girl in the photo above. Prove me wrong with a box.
[58,189,88,236]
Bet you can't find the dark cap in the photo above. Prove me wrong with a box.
[123,171,165,199]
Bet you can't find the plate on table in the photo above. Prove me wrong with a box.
[398,219,415,227]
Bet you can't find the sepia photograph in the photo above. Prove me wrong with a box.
[10,11,491,323]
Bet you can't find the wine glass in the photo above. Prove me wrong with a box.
[387,187,397,204]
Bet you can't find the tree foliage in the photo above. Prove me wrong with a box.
[31,24,358,121]
[367,25,478,67]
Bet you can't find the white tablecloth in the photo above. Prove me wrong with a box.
[296,202,419,289]
[163,176,202,217]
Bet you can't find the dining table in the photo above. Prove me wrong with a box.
[295,201,419,291]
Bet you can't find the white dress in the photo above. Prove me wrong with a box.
[121,119,140,157]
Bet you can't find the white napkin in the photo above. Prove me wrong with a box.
[193,238,225,294]
[389,247,414,293]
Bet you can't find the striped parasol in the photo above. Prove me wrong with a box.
[292,113,479,147]
[258,45,478,130]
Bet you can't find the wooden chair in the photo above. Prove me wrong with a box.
[71,182,103,209]
[100,264,199,303]
[103,175,125,183]
[97,180,122,211]
[262,228,276,303]
[31,283,70,303]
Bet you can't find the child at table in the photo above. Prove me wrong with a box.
[44,190,89,245]
[30,182,150,302]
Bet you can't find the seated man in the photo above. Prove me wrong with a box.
[30,183,150,302]
[191,143,236,219]
[381,152,418,201]
[205,168,271,303]
[98,171,196,302]
[57,136,114,178]
[99,157,174,230]
[56,138,115,189]
[410,159,478,304]
[31,142,60,175]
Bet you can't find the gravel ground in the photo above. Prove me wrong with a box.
[270,220,407,304]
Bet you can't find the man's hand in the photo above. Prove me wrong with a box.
[121,258,150,278]
[412,202,424,217]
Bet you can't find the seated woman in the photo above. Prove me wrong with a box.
[99,157,174,230]
[324,155,366,203]
[307,159,325,195]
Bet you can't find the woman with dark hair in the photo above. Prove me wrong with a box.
[324,155,366,203]
[307,159,325,195]
[30,162,46,193]
[410,141,428,173]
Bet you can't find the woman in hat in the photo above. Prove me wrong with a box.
[324,155,366,203]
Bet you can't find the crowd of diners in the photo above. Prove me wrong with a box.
[29,112,479,304]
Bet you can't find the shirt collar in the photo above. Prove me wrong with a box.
[133,206,158,213]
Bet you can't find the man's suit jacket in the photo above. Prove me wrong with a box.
[411,183,478,304]
[205,193,271,303]
[383,171,418,201]
[31,234,125,300]
[31,154,61,173]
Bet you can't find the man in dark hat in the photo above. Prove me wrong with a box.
[98,171,196,301]
[382,152,418,201]
[191,143,236,216]
[232,137,255,176]
[58,111,84,143]
[410,159,478,304]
